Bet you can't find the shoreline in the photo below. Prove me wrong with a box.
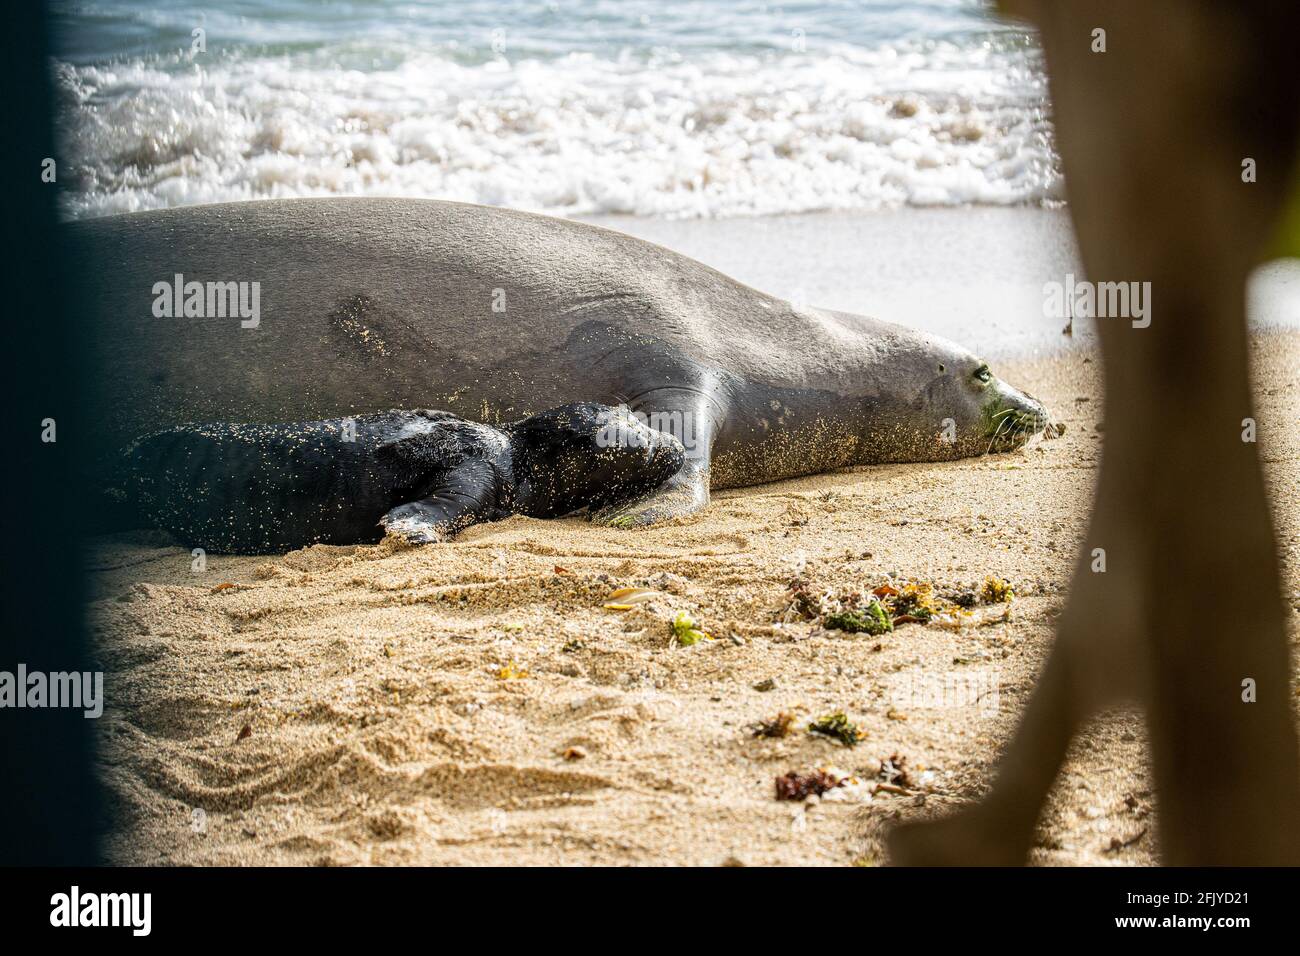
[580,207,1300,360]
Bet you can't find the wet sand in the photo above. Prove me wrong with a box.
[586,208,1300,358]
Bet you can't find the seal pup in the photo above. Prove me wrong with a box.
[72,198,1050,526]
[116,403,685,554]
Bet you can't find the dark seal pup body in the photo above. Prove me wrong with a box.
[72,198,1049,526]
[118,403,684,554]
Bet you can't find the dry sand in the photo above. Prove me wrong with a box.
[88,331,1300,866]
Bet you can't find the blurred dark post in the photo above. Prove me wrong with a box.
[0,0,99,864]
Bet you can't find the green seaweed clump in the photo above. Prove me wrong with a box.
[823,600,892,635]
[671,612,712,646]
[808,711,866,747]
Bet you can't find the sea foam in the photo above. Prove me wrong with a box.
[56,36,1059,220]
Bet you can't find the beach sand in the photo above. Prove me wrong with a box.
[87,331,1300,867]
[85,209,1300,866]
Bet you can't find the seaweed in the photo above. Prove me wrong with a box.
[801,576,1016,636]
[881,581,943,623]
[944,588,980,609]
[824,600,892,635]
[980,575,1014,604]
[495,661,530,680]
[879,752,915,789]
[786,576,825,621]
[670,612,712,646]
[750,711,799,739]
[775,768,845,801]
[808,711,866,747]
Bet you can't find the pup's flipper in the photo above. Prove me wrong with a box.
[379,459,503,544]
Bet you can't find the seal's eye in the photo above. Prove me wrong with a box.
[938,363,946,373]
[973,365,992,384]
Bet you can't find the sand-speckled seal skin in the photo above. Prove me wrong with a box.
[117,403,685,554]
[72,197,1048,526]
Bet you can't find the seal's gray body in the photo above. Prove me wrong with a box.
[72,198,1045,524]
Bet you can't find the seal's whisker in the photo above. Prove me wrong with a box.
[985,416,1011,455]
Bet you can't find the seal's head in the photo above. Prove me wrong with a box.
[508,403,686,517]
[918,346,1051,458]
[821,311,1051,463]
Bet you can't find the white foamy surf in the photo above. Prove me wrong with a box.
[53,0,1060,220]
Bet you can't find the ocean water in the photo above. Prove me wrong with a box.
[52,0,1059,220]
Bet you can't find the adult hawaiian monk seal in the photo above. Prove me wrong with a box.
[70,197,1048,527]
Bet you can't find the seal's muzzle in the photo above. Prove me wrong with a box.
[985,382,1050,451]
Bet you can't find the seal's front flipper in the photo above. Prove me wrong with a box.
[379,459,503,543]
[590,384,719,527]
[591,454,710,527]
